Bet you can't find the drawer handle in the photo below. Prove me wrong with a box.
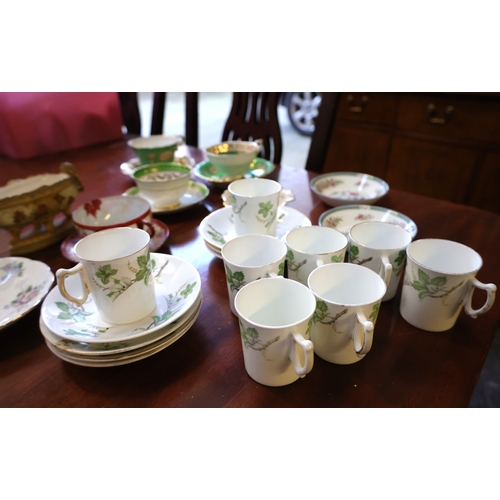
[427,104,454,124]
[347,94,368,113]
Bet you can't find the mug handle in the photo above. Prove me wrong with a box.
[56,264,91,307]
[378,255,393,289]
[137,219,156,238]
[352,311,374,357]
[288,332,314,378]
[463,278,497,319]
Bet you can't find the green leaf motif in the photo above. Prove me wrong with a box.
[258,201,273,218]
[409,268,463,301]
[240,320,279,354]
[95,264,118,285]
[331,254,344,263]
[278,261,285,276]
[369,302,380,322]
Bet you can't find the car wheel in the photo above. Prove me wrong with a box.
[285,92,322,136]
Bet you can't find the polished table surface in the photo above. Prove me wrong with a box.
[1,139,499,407]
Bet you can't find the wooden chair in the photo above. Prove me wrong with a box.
[151,92,199,146]
[304,92,341,172]
[222,92,283,164]
[117,92,142,136]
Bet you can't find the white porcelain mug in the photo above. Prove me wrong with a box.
[307,263,387,365]
[221,234,286,316]
[348,221,413,301]
[234,277,316,387]
[56,227,156,325]
[285,225,348,285]
[400,238,496,332]
[227,178,282,237]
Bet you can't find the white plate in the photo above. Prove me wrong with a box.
[41,293,202,357]
[41,253,201,343]
[0,257,54,331]
[42,300,199,367]
[123,181,209,214]
[199,206,311,251]
[60,219,170,263]
[310,172,389,207]
[318,204,418,237]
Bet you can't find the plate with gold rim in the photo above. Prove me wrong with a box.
[193,158,275,186]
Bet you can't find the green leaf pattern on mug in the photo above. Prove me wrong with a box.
[93,250,153,301]
[393,249,406,277]
[330,254,344,263]
[239,320,279,357]
[256,201,277,229]
[407,268,464,301]
[286,249,307,276]
[306,300,348,338]
[225,265,247,292]
[348,244,373,266]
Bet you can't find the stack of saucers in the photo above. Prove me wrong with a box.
[199,206,312,258]
[39,253,202,367]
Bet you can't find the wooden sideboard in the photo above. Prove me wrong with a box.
[318,92,500,214]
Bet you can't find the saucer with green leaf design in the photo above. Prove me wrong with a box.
[193,158,275,187]
[40,253,201,344]
[199,206,311,257]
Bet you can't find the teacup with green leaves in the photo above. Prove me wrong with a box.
[56,227,156,325]
[221,234,286,316]
[348,221,412,301]
[400,238,496,332]
[285,225,347,285]
[307,263,386,365]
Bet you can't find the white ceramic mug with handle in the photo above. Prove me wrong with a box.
[285,225,348,285]
[227,178,282,237]
[348,221,413,301]
[221,234,286,316]
[234,277,316,387]
[56,227,156,325]
[400,238,496,332]
[307,263,386,365]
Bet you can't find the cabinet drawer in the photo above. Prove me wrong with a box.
[385,136,478,204]
[337,93,397,127]
[396,95,500,143]
[324,126,390,179]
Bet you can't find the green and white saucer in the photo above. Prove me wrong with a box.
[193,158,275,186]
[123,180,209,214]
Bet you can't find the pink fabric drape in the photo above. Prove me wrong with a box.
[0,92,124,160]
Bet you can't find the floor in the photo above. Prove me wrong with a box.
[137,92,499,408]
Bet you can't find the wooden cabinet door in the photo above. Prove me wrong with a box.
[385,136,478,204]
[467,151,500,214]
[323,126,391,179]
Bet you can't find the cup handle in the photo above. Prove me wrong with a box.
[288,332,314,378]
[255,138,264,152]
[463,278,497,319]
[379,255,393,289]
[137,219,156,238]
[56,264,91,307]
[176,135,186,145]
[352,311,374,357]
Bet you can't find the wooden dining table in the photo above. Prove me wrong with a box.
[1,138,499,408]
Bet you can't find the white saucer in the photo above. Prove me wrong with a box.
[41,293,202,357]
[0,257,54,331]
[40,253,201,344]
[123,181,209,214]
[60,219,170,263]
[199,206,311,251]
[318,204,418,237]
[42,298,200,367]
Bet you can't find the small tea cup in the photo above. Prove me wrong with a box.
[72,195,155,237]
[132,162,191,209]
[127,135,184,165]
[206,140,262,178]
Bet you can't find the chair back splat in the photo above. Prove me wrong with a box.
[222,92,283,164]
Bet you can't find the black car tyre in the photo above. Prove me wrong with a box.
[285,92,322,136]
